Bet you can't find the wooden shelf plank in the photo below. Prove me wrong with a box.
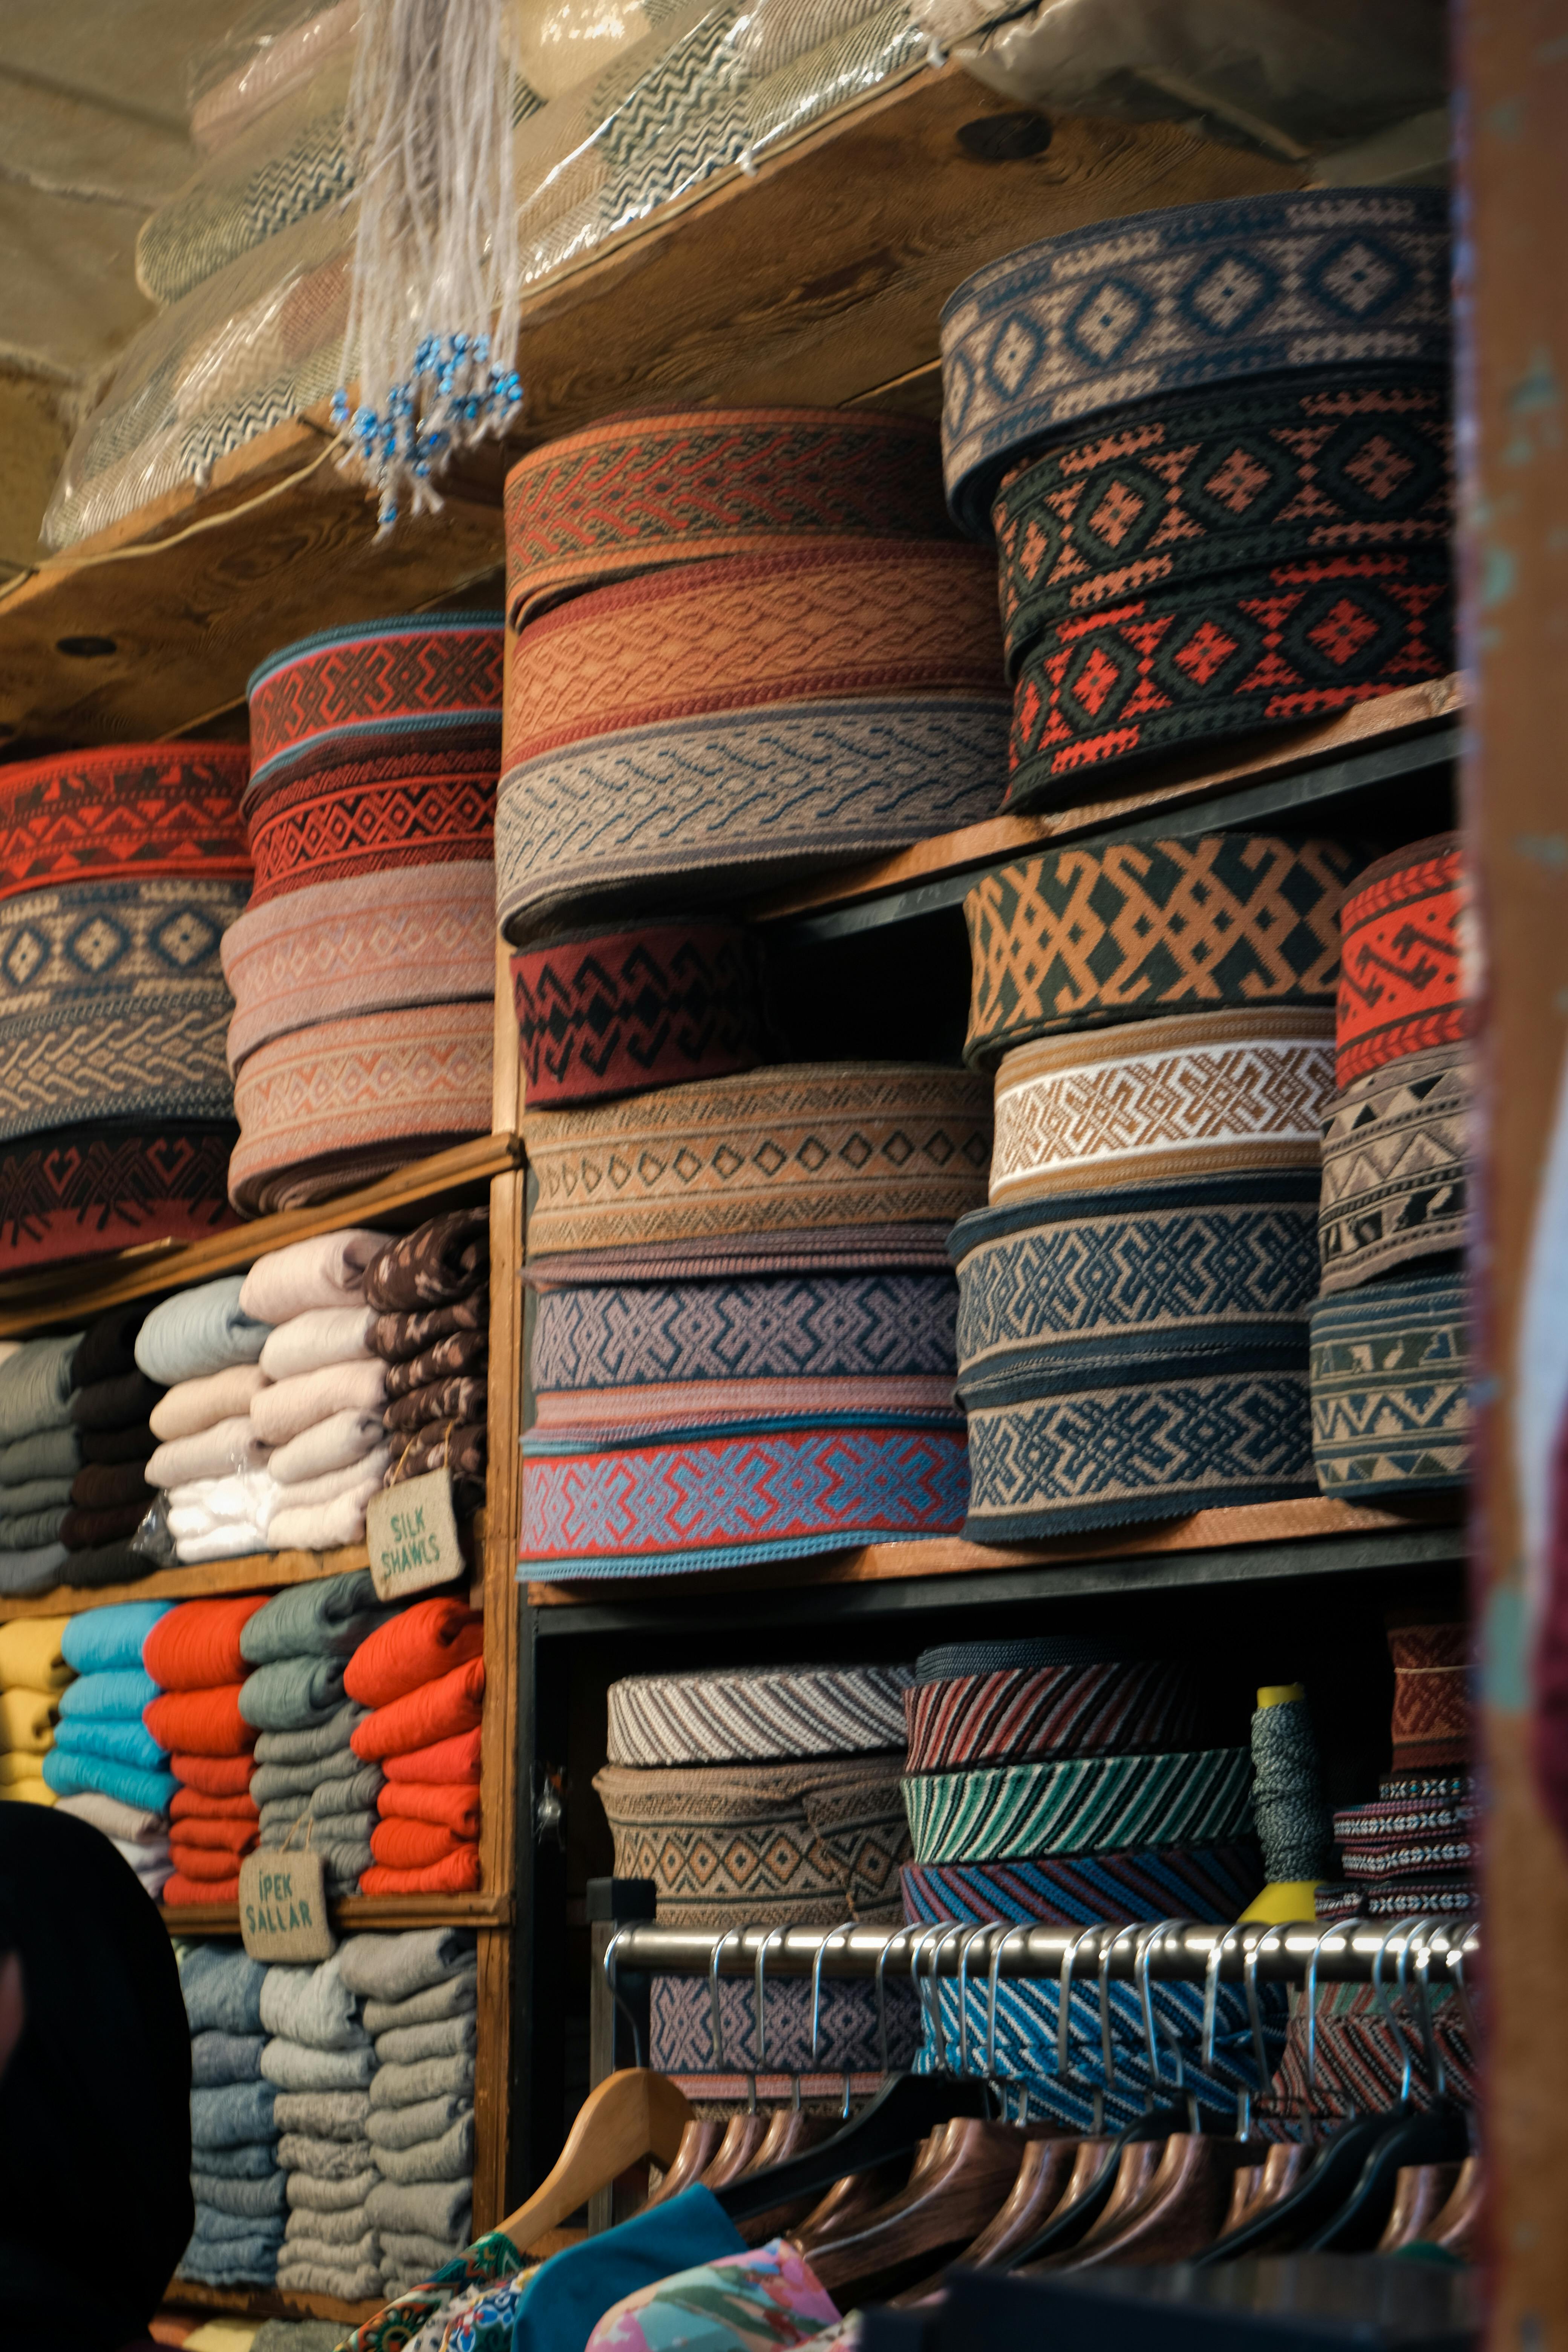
[162,1889,513,1934]
[162,2277,383,2327]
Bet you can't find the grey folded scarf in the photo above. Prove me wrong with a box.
[253,2324,347,2352]
[198,2141,283,2180]
[252,1701,367,1765]
[286,2165,380,2213]
[362,1971,477,2036]
[136,1274,268,1385]
[273,2088,371,2139]
[240,1654,348,1731]
[258,1766,381,1819]
[190,2169,288,2218]
[283,2202,380,2246]
[370,2112,473,2185]
[256,1824,372,1888]
[368,2052,474,2109]
[373,2014,476,2067]
[0,1506,70,1549]
[338,1928,478,2005]
[0,1336,80,1441]
[261,2038,374,2092]
[0,1427,79,1482]
[190,2030,267,2087]
[0,1544,69,1596]
[276,2254,383,2300]
[242,1569,394,1665]
[366,2178,471,2239]
[278,2131,378,2179]
[258,1953,366,2050]
[250,1748,378,1802]
[190,2078,277,2149]
[365,2092,470,2151]
[378,2228,470,2277]
[0,1476,75,1513]
[182,1942,267,2035]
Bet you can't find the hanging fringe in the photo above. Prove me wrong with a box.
[332,0,522,531]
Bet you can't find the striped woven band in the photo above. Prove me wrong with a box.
[0,1122,238,1276]
[1318,1880,1474,1922]
[1335,1791,1475,1843]
[914,1635,1130,1680]
[905,1658,1200,1773]
[221,862,495,1070]
[523,1065,992,1256]
[940,189,1452,537]
[531,1272,958,1389]
[1318,1040,1468,1293]
[1265,1981,1473,2125]
[607,1663,914,1767]
[496,694,1009,945]
[525,1227,959,1286]
[513,919,763,1108]
[964,834,1359,1068]
[1309,1272,1469,1501]
[245,747,498,910]
[533,1374,959,1436]
[903,1746,1254,1864]
[0,745,250,905]
[228,1001,493,1214]
[503,406,953,625]
[247,616,504,793]
[990,1007,1334,1205]
[1341,1835,1475,1882]
[1335,833,1468,1085]
[902,1841,1264,1929]
[1389,1618,1471,1772]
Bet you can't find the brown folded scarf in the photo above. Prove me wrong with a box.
[384,1377,487,1433]
[61,1501,150,1548]
[372,1290,488,1365]
[77,1425,156,1468]
[366,1211,489,1314]
[69,1461,154,1512]
[383,1327,487,1401]
[69,1371,163,1432]
[387,1422,487,1500]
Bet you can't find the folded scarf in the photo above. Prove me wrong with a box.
[70,1369,162,1431]
[384,1326,487,1401]
[378,1782,481,1837]
[172,1785,259,1821]
[240,1231,396,1325]
[366,2177,471,2240]
[386,1421,487,1495]
[373,1289,488,1364]
[242,1571,390,1666]
[338,1927,476,2004]
[181,1942,267,2034]
[378,2228,475,2280]
[253,1701,366,1765]
[383,1727,483,1784]
[148,1419,273,1488]
[171,1815,259,1855]
[364,2089,470,2148]
[368,2055,476,2115]
[0,1476,76,1514]
[78,1424,156,1468]
[137,1276,271,1386]
[240,1656,349,1732]
[53,1787,165,1841]
[260,1306,378,1382]
[261,2039,375,2092]
[275,2252,382,2300]
[43,1746,177,1813]
[150,1363,270,1442]
[260,1776,379,1826]
[68,1463,151,1519]
[0,1752,47,1787]
[190,2030,268,2086]
[194,2142,278,2180]
[370,1818,473,1869]
[373,2014,476,2067]
[190,2203,286,2245]
[345,1600,484,1710]
[271,1490,380,1554]
[72,1305,148,1389]
[0,1687,56,1752]
[279,2130,382,2178]
[0,1505,71,1549]
[55,1714,166,1770]
[46,1537,148,1589]
[256,1828,372,1890]
[145,1595,268,1690]
[0,1428,79,1483]
[250,1744,373,1799]
[361,1975,475,2038]
[189,2077,277,2148]
[173,1750,258,1796]
[385,1376,487,1433]
[58,1668,156,1718]
[165,1869,241,1903]
[371,2115,474,2185]
[252,1358,387,1448]
[286,2166,381,2211]
[272,2088,371,2139]
[191,2171,288,2218]
[0,1783,56,1808]
[175,1531,270,1566]
[145,1684,255,1757]
[0,1336,80,1441]
[366,1213,488,1313]
[166,1467,280,1531]
[60,1599,168,1674]
[360,1849,482,1896]
[259,1953,368,2051]
[172,1841,254,1883]
[351,1660,485,1763]
[0,1544,69,1597]
[268,1408,388,1487]
[60,1501,147,1548]
[179,2239,282,2286]
[284,2202,380,2248]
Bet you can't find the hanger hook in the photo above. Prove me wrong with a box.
[874,1927,903,2077]
[1370,1916,1417,2104]
[1098,1923,1137,2095]
[811,1920,856,2070]
[1396,1916,1443,2103]
[753,1926,787,2076]
[603,1925,646,2071]
[906,1923,948,2067]
[988,1922,1032,2082]
[1057,1922,1102,2094]
[1134,1919,1189,2089]
[1242,1922,1276,2098]
[926,1924,968,2073]
[1411,1920,1447,2103]
[956,1922,995,2080]
[1202,1926,1233,2073]
[1300,1920,1344,2116]
[708,1925,746,2076]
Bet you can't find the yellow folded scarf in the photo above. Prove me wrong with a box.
[0,1687,58,1754]
[0,1779,55,1806]
[0,1616,72,1695]
[0,1752,46,1787]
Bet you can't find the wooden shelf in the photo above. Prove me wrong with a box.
[162,2277,383,2328]
[162,1888,512,1934]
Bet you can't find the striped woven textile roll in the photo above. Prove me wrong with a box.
[504,406,954,625]
[902,1841,1265,1930]
[903,1746,1254,1865]
[650,1972,920,2079]
[913,1634,1121,1681]
[245,747,499,908]
[607,1663,914,1767]
[526,1226,960,1287]
[963,835,1360,1069]
[0,1122,239,1276]
[228,1001,494,1214]
[1334,1786,1475,1845]
[1318,1040,1468,1292]
[0,745,250,905]
[904,1657,1200,1773]
[512,919,764,1108]
[1308,1270,1469,1500]
[533,1374,958,1436]
[593,1753,910,1927]
[523,1066,992,1256]
[1388,1617,1471,1773]
[1335,833,1468,1086]
[531,1272,959,1390]
[220,863,496,1070]
[1317,1879,1475,1922]
[1262,1981,1474,2127]
[989,1007,1334,1206]
[940,190,1452,538]
[247,615,504,793]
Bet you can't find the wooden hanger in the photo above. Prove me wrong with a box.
[1027,2136,1166,2265]
[1377,2161,1463,2249]
[699,2110,772,2190]
[1004,2101,1189,2268]
[496,2069,693,2254]
[730,2109,840,2246]
[789,2156,914,2249]
[1419,2152,1481,2256]
[715,2073,990,2226]
[1064,2132,1253,2267]
[1220,2162,1263,2236]
[890,2130,1092,2304]
[795,2119,1029,2306]
[1233,2138,1314,2228]
[642,2116,726,2211]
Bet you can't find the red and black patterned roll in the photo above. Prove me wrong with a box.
[513,919,766,1109]
[0,744,250,906]
[244,747,498,908]
[247,614,504,795]
[0,1121,239,1276]
[1335,833,1468,1086]
[904,1657,1200,1774]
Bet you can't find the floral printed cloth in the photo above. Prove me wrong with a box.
[340,2228,524,2352]
[586,2237,842,2351]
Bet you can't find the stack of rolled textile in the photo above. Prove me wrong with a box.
[240,1229,394,1553]
[43,1600,175,1849]
[243,1572,392,1898]
[180,1942,282,2288]
[263,1951,382,2302]
[145,1596,267,1907]
[0,1335,82,1596]
[65,1305,167,1588]
[366,1211,490,1514]
[345,1598,484,1896]
[340,1929,478,2293]
[0,1614,70,1805]
[1317,1613,1475,1923]
[141,1276,274,1562]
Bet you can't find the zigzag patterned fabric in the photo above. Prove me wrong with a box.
[904,1656,1202,1773]
[1388,1618,1472,1773]
[593,1753,911,1926]
[503,406,954,625]
[513,919,764,1107]
[1260,1981,1474,2128]
[531,1272,959,1391]
[496,695,1009,945]
[990,1008,1334,1206]
[1308,1271,1469,1501]
[0,1121,239,1276]
[0,745,249,906]
[220,862,496,1070]
[607,1663,914,1766]
[903,1746,1254,1865]
[244,746,498,908]
[940,189,1452,537]
[247,616,504,793]
[902,1841,1265,1929]
[1318,1040,1469,1292]
[523,1065,992,1256]
[1335,833,1469,1086]
[963,834,1360,1067]
[649,1972,920,2078]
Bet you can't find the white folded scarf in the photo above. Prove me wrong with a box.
[260,1307,377,1383]
[149,1418,272,1490]
[240,1230,394,1325]
[150,1363,271,1444]
[252,1360,387,1448]
[270,1410,387,1487]
[271,1446,391,1510]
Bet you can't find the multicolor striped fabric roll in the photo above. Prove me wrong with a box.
[0,1122,239,1277]
[244,747,499,908]
[1308,1271,1469,1500]
[1335,833,1468,1086]
[913,1634,1126,1681]
[504,406,954,625]
[904,1656,1200,1774]
[531,1272,958,1390]
[247,615,504,794]
[1387,1617,1471,1773]
[902,1841,1265,1930]
[903,1746,1254,1865]
[512,919,764,1107]
[1262,1980,1474,2128]
[607,1663,914,1767]
[532,1374,958,1437]
[650,1971,920,2078]
[1318,1040,1468,1293]
[963,835,1360,1069]
[0,745,250,905]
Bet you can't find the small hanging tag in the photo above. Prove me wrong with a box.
[239,1848,334,1963]
[366,1468,463,1604]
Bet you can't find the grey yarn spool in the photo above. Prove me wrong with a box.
[1251,1695,1332,1881]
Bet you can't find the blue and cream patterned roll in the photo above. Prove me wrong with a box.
[1308,1268,1469,1499]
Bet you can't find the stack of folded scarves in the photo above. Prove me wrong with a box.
[180,1942,282,2288]
[954,831,1355,1539]
[145,1595,267,1906]
[0,1614,70,1806]
[43,1602,175,1872]
[1310,835,1471,1503]
[228,615,501,1213]
[366,1211,490,1514]
[241,1228,395,1552]
[1317,1613,1475,1922]
[0,1335,83,1596]
[242,1571,393,1899]
[141,1275,274,1562]
[340,1929,479,2292]
[263,1950,382,2301]
[348,1600,485,1895]
[939,191,1453,811]
[0,744,250,1275]
[63,1305,166,1588]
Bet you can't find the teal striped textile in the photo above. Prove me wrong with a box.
[903,1746,1253,1865]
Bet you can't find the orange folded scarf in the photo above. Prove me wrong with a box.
[171,1750,256,1796]
[170,1815,259,1855]
[382,1727,482,1783]
[343,1597,483,1709]
[377,1782,480,1837]
[144,1595,268,1690]
[170,1841,251,1882]
[370,1816,474,1868]
[164,1871,240,1905]
[359,1847,481,1896]
[171,1786,259,1822]
[144,1684,254,1758]
[351,1658,484,1762]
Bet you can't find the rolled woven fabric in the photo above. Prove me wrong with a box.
[512,919,764,1108]
[939,189,1452,538]
[593,1753,911,1927]
[503,406,954,626]
[0,1123,238,1277]
[531,1272,959,1390]
[525,1227,960,1286]
[532,1373,954,1437]
[1387,1616,1471,1774]
[650,1972,920,2079]
[1334,1784,1475,1844]
[1262,1980,1474,2128]
[904,1657,1200,1774]
[523,1065,991,1256]
[903,1746,1254,1865]
[902,1842,1266,1929]
[247,616,504,795]
[228,1004,494,1214]
[0,744,250,905]
[245,749,499,909]
[606,1664,914,1768]
[222,865,495,1070]
[1318,1040,1468,1292]
[963,835,1360,1068]
[1335,833,1468,1086]
[989,1006,1333,1206]
[1308,1269,1469,1500]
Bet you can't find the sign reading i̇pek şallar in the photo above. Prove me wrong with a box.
[239,1848,334,1962]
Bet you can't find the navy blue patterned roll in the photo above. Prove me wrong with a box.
[1309,1269,1469,1500]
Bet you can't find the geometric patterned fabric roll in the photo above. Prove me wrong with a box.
[0,744,250,906]
[902,1841,1266,1930]
[511,919,765,1108]
[1387,1617,1471,1775]
[1317,1040,1469,1293]
[1308,1271,1469,1501]
[1261,1981,1475,2128]
[246,615,504,795]
[903,1657,1201,1774]
[0,1122,239,1277]
[649,1971,920,2079]
[606,1664,915,1767]
[243,748,499,908]
[1334,833,1468,1086]
[902,1746,1254,1865]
